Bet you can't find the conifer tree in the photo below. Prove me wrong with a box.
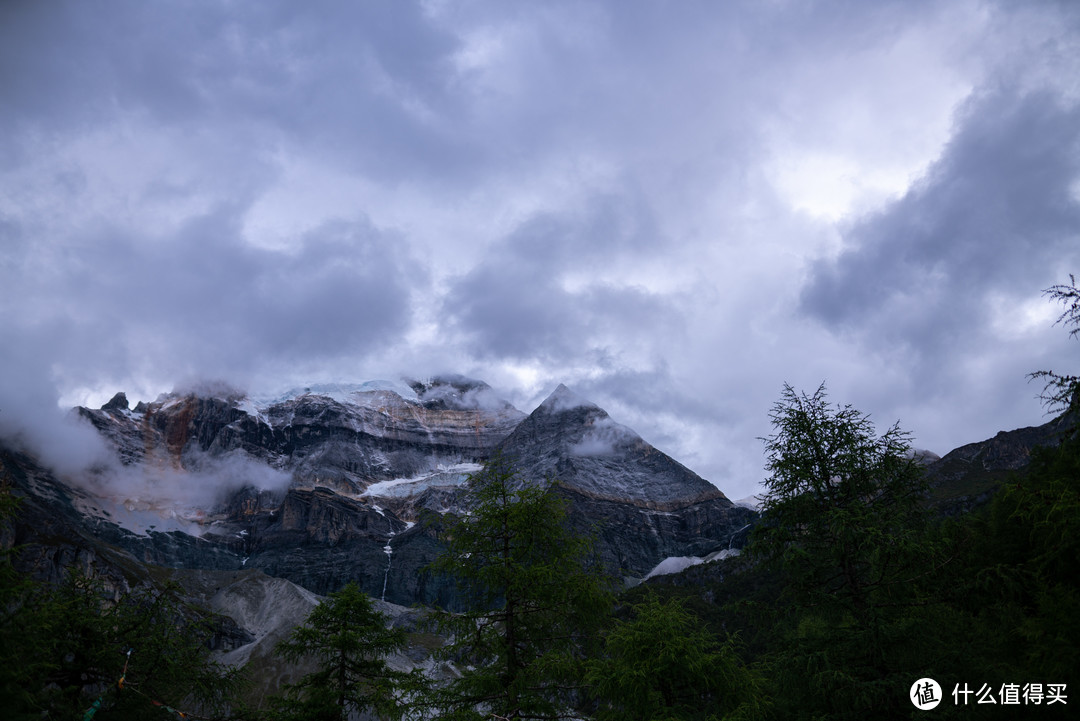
[751,383,937,718]
[754,383,931,619]
[585,594,765,721]
[0,476,242,720]
[270,581,417,721]
[1029,273,1080,412]
[1,573,242,720]
[425,455,613,720]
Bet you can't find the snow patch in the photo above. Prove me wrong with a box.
[254,380,420,409]
[68,449,290,537]
[71,492,211,538]
[643,549,740,580]
[734,495,762,511]
[362,463,482,498]
[234,398,270,425]
[644,556,704,579]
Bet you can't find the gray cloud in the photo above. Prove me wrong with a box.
[801,88,1080,363]
[2,0,1080,505]
[0,201,419,484]
[0,2,469,173]
[5,206,416,382]
[442,195,680,362]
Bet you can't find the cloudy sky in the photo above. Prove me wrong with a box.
[2,0,1079,501]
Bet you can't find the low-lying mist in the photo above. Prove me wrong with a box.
[82,449,292,510]
[1,382,291,530]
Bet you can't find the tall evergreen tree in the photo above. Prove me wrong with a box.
[585,594,765,721]
[0,476,242,720]
[751,383,939,719]
[1029,273,1080,412]
[941,275,1080,690]
[270,581,417,721]
[754,383,932,618]
[4,575,243,720]
[425,455,613,720]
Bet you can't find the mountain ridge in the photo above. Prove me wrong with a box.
[8,377,752,606]
[11,376,1068,607]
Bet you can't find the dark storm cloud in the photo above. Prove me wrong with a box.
[801,89,1080,362]
[0,0,469,178]
[1,202,418,394]
[2,0,1079,504]
[441,195,681,361]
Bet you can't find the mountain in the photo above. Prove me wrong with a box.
[495,384,753,579]
[924,409,1078,513]
[3,376,753,608]
[77,377,524,495]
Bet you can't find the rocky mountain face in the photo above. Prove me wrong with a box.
[923,409,1077,513]
[495,385,754,578]
[5,376,753,609]
[77,378,524,494]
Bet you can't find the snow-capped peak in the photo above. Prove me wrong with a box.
[253,380,421,409]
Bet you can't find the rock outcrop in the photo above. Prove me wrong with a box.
[924,409,1077,513]
[495,384,754,578]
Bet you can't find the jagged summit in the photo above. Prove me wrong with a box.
[407,375,518,412]
[101,392,129,411]
[534,383,601,414]
[499,385,726,510]
[9,374,757,603]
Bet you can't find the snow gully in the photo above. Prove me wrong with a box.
[380,532,394,602]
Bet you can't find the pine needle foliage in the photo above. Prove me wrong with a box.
[0,480,242,720]
[585,594,766,721]
[1029,274,1080,414]
[270,581,418,721]
[754,383,932,620]
[424,454,614,720]
[750,383,941,719]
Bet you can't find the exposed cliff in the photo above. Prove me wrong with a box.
[78,378,524,494]
[495,384,754,578]
[924,409,1077,513]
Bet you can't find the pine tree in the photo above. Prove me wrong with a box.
[0,476,242,720]
[751,383,938,719]
[4,574,243,720]
[1029,274,1080,412]
[754,383,931,620]
[0,477,48,719]
[585,594,765,721]
[270,581,417,721]
[424,455,613,720]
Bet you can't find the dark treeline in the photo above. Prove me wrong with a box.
[655,385,1078,720]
